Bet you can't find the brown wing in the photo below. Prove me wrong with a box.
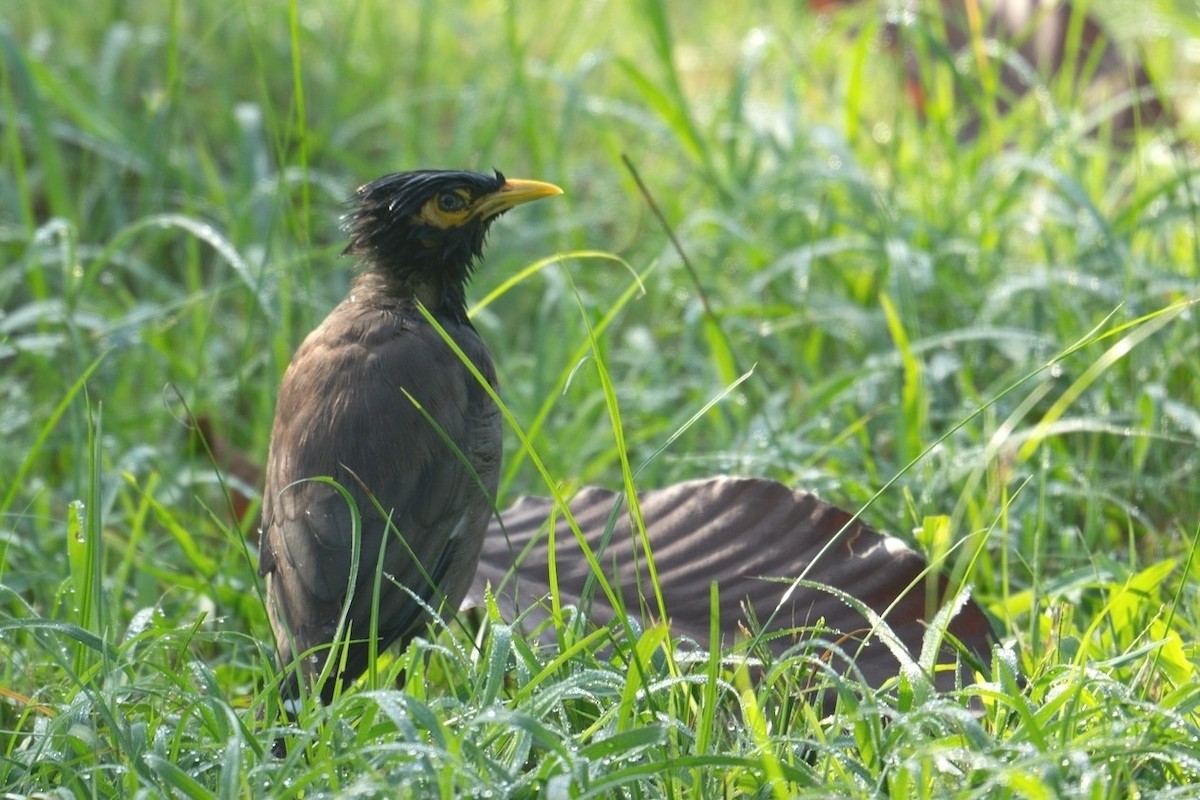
[467,477,993,695]
[260,299,500,701]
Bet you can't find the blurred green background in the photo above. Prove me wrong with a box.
[2,0,1199,795]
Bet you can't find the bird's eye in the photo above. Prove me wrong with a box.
[437,192,467,212]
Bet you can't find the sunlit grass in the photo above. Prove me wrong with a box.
[2,0,1199,796]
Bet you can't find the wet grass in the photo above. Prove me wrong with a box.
[2,0,1199,796]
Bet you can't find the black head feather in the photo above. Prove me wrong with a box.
[343,169,507,282]
[340,169,561,320]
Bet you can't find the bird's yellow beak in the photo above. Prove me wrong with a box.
[473,178,563,220]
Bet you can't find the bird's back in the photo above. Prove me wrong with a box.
[259,292,501,702]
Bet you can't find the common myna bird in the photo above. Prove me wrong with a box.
[258,169,562,712]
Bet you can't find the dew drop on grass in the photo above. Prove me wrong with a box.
[72,501,86,542]
[126,607,160,641]
[885,5,915,26]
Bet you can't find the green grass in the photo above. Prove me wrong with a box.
[2,0,1199,796]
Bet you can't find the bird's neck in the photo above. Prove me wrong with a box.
[351,269,471,324]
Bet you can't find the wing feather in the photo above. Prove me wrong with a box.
[468,478,994,699]
[260,299,500,700]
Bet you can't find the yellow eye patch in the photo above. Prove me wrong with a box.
[413,189,473,228]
